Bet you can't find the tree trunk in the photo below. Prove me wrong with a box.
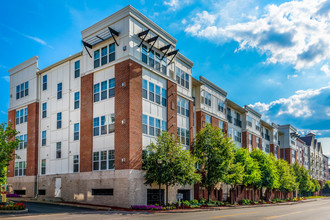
[166,185,169,206]
[208,186,211,203]
[159,184,162,206]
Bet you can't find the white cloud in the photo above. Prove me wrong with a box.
[250,84,330,118]
[164,0,192,11]
[1,110,7,115]
[321,63,330,76]
[287,74,298,79]
[2,76,9,83]
[185,0,330,70]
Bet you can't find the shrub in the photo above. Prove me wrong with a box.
[0,202,26,210]
[131,205,162,210]
[199,198,206,204]
[182,200,190,206]
[239,199,251,205]
[190,199,199,205]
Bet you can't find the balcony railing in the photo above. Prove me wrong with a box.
[234,118,242,127]
[265,134,270,141]
[227,115,232,123]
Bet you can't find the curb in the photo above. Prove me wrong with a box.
[0,209,28,214]
[11,199,111,211]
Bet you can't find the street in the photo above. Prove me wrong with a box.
[1,199,330,219]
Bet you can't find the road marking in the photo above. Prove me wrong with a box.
[209,211,258,218]
[263,208,317,219]
[6,213,67,219]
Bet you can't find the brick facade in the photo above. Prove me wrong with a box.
[80,73,94,172]
[26,102,39,176]
[242,131,248,149]
[7,109,16,178]
[283,148,293,164]
[196,111,205,132]
[115,59,142,170]
[211,116,219,128]
[252,135,257,150]
[223,121,228,135]
[167,80,177,137]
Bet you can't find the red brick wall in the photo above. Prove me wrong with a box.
[223,121,228,136]
[284,148,292,164]
[115,59,142,170]
[252,135,257,150]
[80,73,94,172]
[26,102,39,176]
[280,148,284,160]
[270,144,275,156]
[7,109,16,177]
[211,116,219,128]
[242,131,248,149]
[167,80,177,137]
[196,111,205,132]
[259,138,263,150]
[189,101,194,150]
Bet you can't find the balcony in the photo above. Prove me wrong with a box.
[278,140,280,146]
[256,126,260,131]
[248,121,252,127]
[234,118,242,127]
[227,115,232,123]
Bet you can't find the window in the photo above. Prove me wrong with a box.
[248,116,252,127]
[100,151,107,170]
[93,152,100,170]
[142,115,148,134]
[73,155,79,173]
[149,50,154,67]
[42,131,46,146]
[57,83,62,99]
[38,190,46,195]
[42,103,47,118]
[142,45,148,64]
[256,120,260,131]
[161,57,167,74]
[41,159,46,175]
[19,109,23,124]
[219,120,224,130]
[156,119,161,136]
[23,134,27,148]
[162,121,167,131]
[74,92,80,109]
[57,112,62,129]
[109,78,115,98]
[177,97,189,116]
[24,108,27,122]
[142,79,148,99]
[175,67,189,88]
[162,88,167,107]
[177,128,189,146]
[74,123,79,140]
[265,144,270,153]
[42,75,47,90]
[93,150,115,171]
[249,134,253,145]
[205,114,211,124]
[74,61,80,78]
[108,114,115,133]
[108,150,115,169]
[155,53,161,71]
[234,130,241,143]
[218,100,224,112]
[176,67,181,84]
[94,50,100,68]
[93,117,100,136]
[101,46,107,65]
[15,108,27,125]
[56,142,61,159]
[94,83,100,102]
[17,135,23,150]
[14,161,26,177]
[155,85,161,104]
[109,43,115,63]
[149,117,155,136]
[101,116,107,135]
[185,73,189,89]
[92,189,113,196]
[149,82,154,102]
[16,82,29,99]
[202,91,212,106]
[101,81,107,100]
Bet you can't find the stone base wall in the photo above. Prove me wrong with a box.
[7,170,193,208]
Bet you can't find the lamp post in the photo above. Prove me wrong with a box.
[157,159,163,206]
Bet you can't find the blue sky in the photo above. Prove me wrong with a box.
[0,0,329,138]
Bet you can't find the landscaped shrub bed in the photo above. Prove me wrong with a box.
[0,202,26,210]
[6,194,21,198]
[131,205,162,210]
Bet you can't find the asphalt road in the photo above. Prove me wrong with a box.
[1,198,330,220]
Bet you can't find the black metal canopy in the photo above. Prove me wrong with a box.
[82,26,120,58]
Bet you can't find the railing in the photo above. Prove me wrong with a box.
[234,118,242,127]
[227,115,232,123]
[265,134,270,141]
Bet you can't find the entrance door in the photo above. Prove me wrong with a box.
[55,178,61,198]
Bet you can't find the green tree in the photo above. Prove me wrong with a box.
[250,150,279,200]
[313,179,321,192]
[276,159,298,196]
[0,123,19,183]
[293,162,312,196]
[235,148,261,201]
[224,161,244,204]
[144,131,201,205]
[323,181,330,195]
[193,123,235,202]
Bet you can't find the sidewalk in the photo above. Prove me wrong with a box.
[10,197,323,214]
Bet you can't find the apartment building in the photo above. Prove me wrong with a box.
[7,5,195,207]
[7,5,328,207]
[323,155,329,181]
[278,124,298,164]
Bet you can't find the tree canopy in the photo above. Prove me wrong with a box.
[276,159,298,192]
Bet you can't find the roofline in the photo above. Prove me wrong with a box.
[81,5,177,46]
[9,56,38,76]
[227,99,247,114]
[192,77,203,86]
[177,52,194,68]
[279,124,297,132]
[38,52,82,75]
[244,105,262,118]
[199,76,227,97]
[297,138,306,144]
[261,120,273,129]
